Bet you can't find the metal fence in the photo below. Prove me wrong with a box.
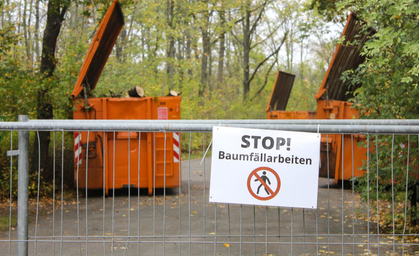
[0,116,419,255]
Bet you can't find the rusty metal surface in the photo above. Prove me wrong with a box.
[71,0,124,99]
[316,13,374,101]
[266,71,296,111]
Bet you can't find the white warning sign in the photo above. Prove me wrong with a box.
[209,126,321,208]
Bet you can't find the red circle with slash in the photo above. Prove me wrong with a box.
[247,167,281,201]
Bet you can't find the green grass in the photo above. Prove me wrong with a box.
[0,216,17,231]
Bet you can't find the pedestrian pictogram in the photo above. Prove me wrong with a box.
[247,167,281,201]
[256,171,271,195]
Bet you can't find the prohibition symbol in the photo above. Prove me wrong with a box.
[247,167,281,201]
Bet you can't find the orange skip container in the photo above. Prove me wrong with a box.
[71,1,181,194]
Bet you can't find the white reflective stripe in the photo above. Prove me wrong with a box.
[173,144,180,154]
[173,144,180,163]
[74,133,81,145]
[173,132,179,141]
[74,147,82,164]
[76,147,82,156]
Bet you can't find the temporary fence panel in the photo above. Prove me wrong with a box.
[0,118,418,256]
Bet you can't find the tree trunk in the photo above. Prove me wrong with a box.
[177,37,184,88]
[208,45,213,95]
[153,29,160,80]
[236,0,271,101]
[217,6,226,88]
[27,0,33,63]
[200,29,210,97]
[35,0,39,59]
[167,37,175,90]
[186,27,192,78]
[36,0,68,181]
[166,0,175,91]
[17,0,21,49]
[1,1,4,29]
[22,0,29,61]
[6,0,12,29]
[285,33,293,71]
[242,2,251,101]
[199,0,211,98]
[116,28,126,62]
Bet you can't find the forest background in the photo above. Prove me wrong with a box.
[0,0,337,122]
[2,0,419,220]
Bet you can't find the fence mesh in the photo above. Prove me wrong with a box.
[0,120,418,255]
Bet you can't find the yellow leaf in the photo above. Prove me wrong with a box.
[224,243,230,248]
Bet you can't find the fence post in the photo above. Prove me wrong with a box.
[17,115,29,256]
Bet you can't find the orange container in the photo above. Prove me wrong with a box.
[267,110,316,120]
[73,97,181,195]
[315,99,366,182]
[71,1,181,194]
[267,90,366,183]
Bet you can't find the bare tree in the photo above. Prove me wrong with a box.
[166,0,175,91]
[199,0,212,97]
[34,0,40,60]
[232,0,287,101]
[217,0,226,88]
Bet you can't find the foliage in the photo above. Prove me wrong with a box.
[308,0,347,22]
[333,0,419,226]
[353,134,419,233]
[0,25,39,120]
[338,0,419,119]
[0,156,52,200]
[0,25,15,56]
[355,135,419,199]
[180,133,212,160]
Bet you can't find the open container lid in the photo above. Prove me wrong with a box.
[265,71,295,112]
[71,0,124,99]
[315,13,374,102]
